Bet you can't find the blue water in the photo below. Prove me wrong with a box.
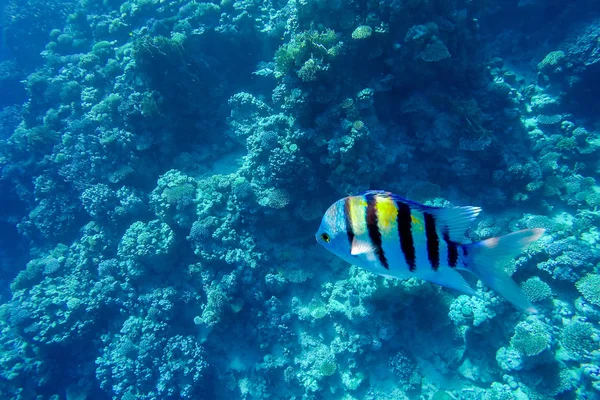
[0,0,599,399]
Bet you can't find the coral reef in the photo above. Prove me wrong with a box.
[0,0,599,399]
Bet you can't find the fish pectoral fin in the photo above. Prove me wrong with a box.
[424,268,476,296]
[351,238,375,256]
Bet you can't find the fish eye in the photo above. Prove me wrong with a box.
[321,233,330,243]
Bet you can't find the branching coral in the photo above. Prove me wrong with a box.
[274,29,343,79]
[96,316,208,400]
[576,274,600,306]
[150,169,199,228]
[117,220,175,276]
[521,277,552,303]
[560,319,598,359]
[510,317,552,357]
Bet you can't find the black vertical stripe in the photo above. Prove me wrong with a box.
[461,245,469,268]
[396,202,416,272]
[365,195,389,270]
[343,198,355,247]
[424,213,440,271]
[443,230,458,268]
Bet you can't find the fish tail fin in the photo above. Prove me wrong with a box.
[464,228,545,313]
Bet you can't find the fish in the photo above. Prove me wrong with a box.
[315,190,544,312]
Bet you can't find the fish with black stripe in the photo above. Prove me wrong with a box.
[316,190,543,312]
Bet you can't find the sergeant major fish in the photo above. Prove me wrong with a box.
[316,190,543,312]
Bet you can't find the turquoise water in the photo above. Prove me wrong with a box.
[0,0,599,399]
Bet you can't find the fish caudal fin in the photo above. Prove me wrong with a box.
[465,228,545,313]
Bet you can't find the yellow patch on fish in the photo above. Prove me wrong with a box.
[411,214,424,232]
[348,196,368,235]
[375,196,398,233]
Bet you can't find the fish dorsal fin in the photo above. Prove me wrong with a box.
[351,237,375,256]
[360,190,480,243]
[425,206,481,242]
